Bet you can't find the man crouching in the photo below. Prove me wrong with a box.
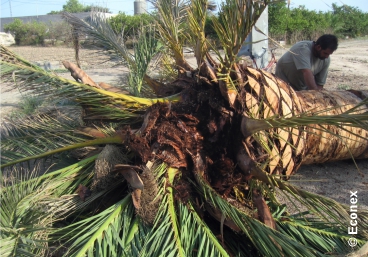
[275,34,338,91]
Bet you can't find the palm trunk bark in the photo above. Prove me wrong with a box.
[297,90,368,164]
[240,67,368,177]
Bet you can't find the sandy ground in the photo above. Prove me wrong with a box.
[1,39,368,210]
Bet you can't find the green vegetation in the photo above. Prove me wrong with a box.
[4,0,368,47]
[45,21,73,46]
[330,3,368,38]
[48,0,110,14]
[269,2,368,43]
[337,84,351,90]
[4,2,367,47]
[17,95,44,116]
[4,19,73,46]
[4,19,48,45]
[109,12,154,38]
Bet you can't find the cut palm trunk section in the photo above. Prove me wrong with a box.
[297,90,368,164]
[239,67,368,177]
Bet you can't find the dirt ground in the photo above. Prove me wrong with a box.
[1,39,368,210]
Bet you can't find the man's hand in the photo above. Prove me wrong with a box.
[301,69,320,90]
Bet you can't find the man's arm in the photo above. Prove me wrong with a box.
[301,69,323,90]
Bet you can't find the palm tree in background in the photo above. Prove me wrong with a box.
[1,0,368,256]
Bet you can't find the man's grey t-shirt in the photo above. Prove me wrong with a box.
[275,41,330,91]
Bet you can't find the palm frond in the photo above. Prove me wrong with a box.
[209,0,270,105]
[138,166,228,256]
[0,108,128,168]
[243,98,368,137]
[187,0,209,65]
[277,217,366,254]
[62,11,170,96]
[1,134,124,169]
[212,0,269,66]
[1,112,85,164]
[127,25,162,97]
[177,201,230,256]
[1,46,179,120]
[62,11,134,68]
[1,155,96,195]
[0,169,79,257]
[53,163,166,257]
[193,167,367,256]
[58,196,132,257]
[2,152,135,257]
[247,165,368,242]
[154,0,193,71]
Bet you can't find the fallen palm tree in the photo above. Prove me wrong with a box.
[1,0,368,256]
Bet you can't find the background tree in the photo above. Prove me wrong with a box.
[330,3,368,38]
[268,1,289,40]
[268,1,367,43]
[3,19,27,45]
[48,0,110,14]
[109,12,154,38]
[62,0,85,13]
[4,19,47,45]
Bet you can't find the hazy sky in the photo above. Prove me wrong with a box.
[1,0,367,18]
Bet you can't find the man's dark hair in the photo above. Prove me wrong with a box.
[315,34,338,51]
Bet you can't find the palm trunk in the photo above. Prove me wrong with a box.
[297,90,368,164]
[240,67,368,177]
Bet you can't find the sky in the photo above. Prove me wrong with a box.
[1,0,367,18]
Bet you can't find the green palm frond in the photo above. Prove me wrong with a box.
[141,189,186,256]
[53,163,164,257]
[177,202,230,256]
[277,217,365,254]
[212,0,269,66]
[1,112,85,164]
[208,0,271,105]
[154,0,192,70]
[0,57,134,120]
[1,155,96,195]
[274,181,368,239]
[1,46,180,120]
[246,163,368,235]
[0,108,127,168]
[57,195,132,257]
[59,163,232,257]
[187,0,209,64]
[62,11,134,68]
[0,154,114,257]
[194,173,304,256]
[137,166,229,256]
[0,170,77,257]
[63,11,172,96]
[243,98,368,137]
[193,168,367,256]
[127,25,162,97]
[1,135,123,169]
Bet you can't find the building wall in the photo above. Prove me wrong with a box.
[238,7,269,69]
[251,7,269,69]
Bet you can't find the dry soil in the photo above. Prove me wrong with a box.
[1,39,368,210]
